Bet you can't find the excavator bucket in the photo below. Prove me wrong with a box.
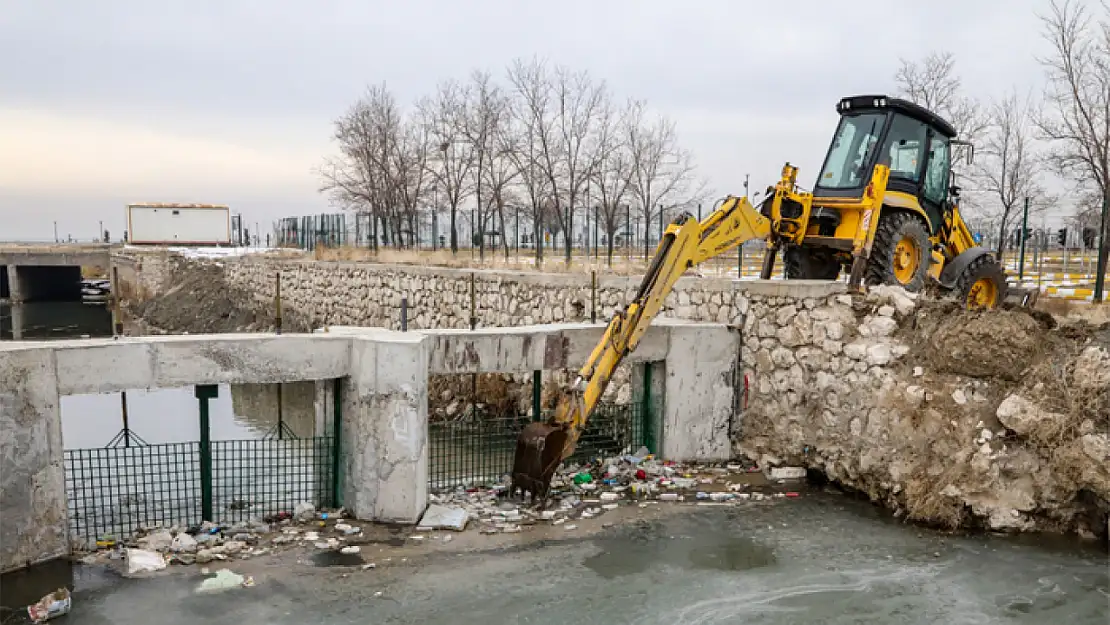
[509,421,568,505]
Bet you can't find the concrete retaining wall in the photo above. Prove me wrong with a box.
[0,321,737,571]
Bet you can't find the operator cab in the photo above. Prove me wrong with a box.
[813,95,959,233]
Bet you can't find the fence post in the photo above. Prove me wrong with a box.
[110,265,123,337]
[195,384,219,522]
[590,270,597,324]
[331,378,343,508]
[532,370,542,420]
[469,273,477,330]
[274,271,283,335]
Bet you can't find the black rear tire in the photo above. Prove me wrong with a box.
[784,246,841,280]
[953,254,1008,309]
[865,211,931,292]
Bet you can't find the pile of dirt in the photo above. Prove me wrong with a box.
[905,301,1055,381]
[127,262,308,334]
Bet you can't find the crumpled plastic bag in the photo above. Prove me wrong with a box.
[27,588,71,623]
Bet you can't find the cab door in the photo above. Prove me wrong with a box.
[921,132,952,232]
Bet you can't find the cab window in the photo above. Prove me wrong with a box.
[923,135,950,205]
[816,112,885,190]
[881,115,928,182]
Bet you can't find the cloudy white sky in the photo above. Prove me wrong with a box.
[0,0,1064,241]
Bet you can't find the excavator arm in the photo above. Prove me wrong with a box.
[510,195,772,497]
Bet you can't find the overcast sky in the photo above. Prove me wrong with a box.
[0,0,1064,241]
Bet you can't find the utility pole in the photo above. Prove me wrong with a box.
[1095,194,1108,304]
[1018,196,1029,282]
[53,221,58,243]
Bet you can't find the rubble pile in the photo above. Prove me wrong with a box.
[426,449,804,535]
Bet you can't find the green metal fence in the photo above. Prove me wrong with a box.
[428,402,648,491]
[63,382,343,546]
[64,437,336,545]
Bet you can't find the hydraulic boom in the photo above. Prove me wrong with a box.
[509,195,772,501]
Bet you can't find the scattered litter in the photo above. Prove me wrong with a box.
[26,588,70,623]
[362,563,377,570]
[599,492,619,502]
[601,503,618,510]
[197,569,248,593]
[124,548,166,576]
[340,546,360,555]
[564,524,578,531]
[418,504,469,531]
[769,467,806,480]
[294,502,316,522]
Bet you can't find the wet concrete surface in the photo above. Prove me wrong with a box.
[3,492,1105,624]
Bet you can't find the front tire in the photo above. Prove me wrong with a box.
[865,211,931,292]
[954,254,1008,310]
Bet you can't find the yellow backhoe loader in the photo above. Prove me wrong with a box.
[509,94,1034,501]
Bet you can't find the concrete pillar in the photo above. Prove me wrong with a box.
[660,323,741,462]
[5,265,21,303]
[10,304,23,341]
[0,347,67,572]
[341,331,429,523]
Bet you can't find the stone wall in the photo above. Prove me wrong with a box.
[221,259,757,331]
[735,284,1110,537]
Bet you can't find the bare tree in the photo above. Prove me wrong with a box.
[624,101,698,258]
[894,51,988,169]
[504,57,558,264]
[976,89,1047,260]
[420,79,475,255]
[591,100,635,265]
[459,70,517,260]
[1036,0,1110,254]
[508,57,609,264]
[318,82,406,251]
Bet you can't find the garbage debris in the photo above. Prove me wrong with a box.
[197,569,250,593]
[26,588,71,623]
[293,502,316,522]
[124,548,166,576]
[417,504,469,531]
[769,467,807,480]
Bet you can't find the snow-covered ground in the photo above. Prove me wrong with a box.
[122,244,276,259]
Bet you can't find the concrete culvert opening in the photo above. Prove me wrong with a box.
[427,365,646,492]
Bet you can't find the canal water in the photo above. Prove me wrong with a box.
[3,495,1106,625]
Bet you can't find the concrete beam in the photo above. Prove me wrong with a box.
[50,334,352,395]
[413,323,668,374]
[735,279,847,299]
[0,244,112,269]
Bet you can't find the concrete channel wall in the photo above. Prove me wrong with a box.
[0,320,738,572]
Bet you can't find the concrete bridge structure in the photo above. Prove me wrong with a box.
[0,320,738,572]
[0,244,112,303]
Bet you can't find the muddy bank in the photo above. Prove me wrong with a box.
[738,287,1110,541]
[123,259,310,335]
